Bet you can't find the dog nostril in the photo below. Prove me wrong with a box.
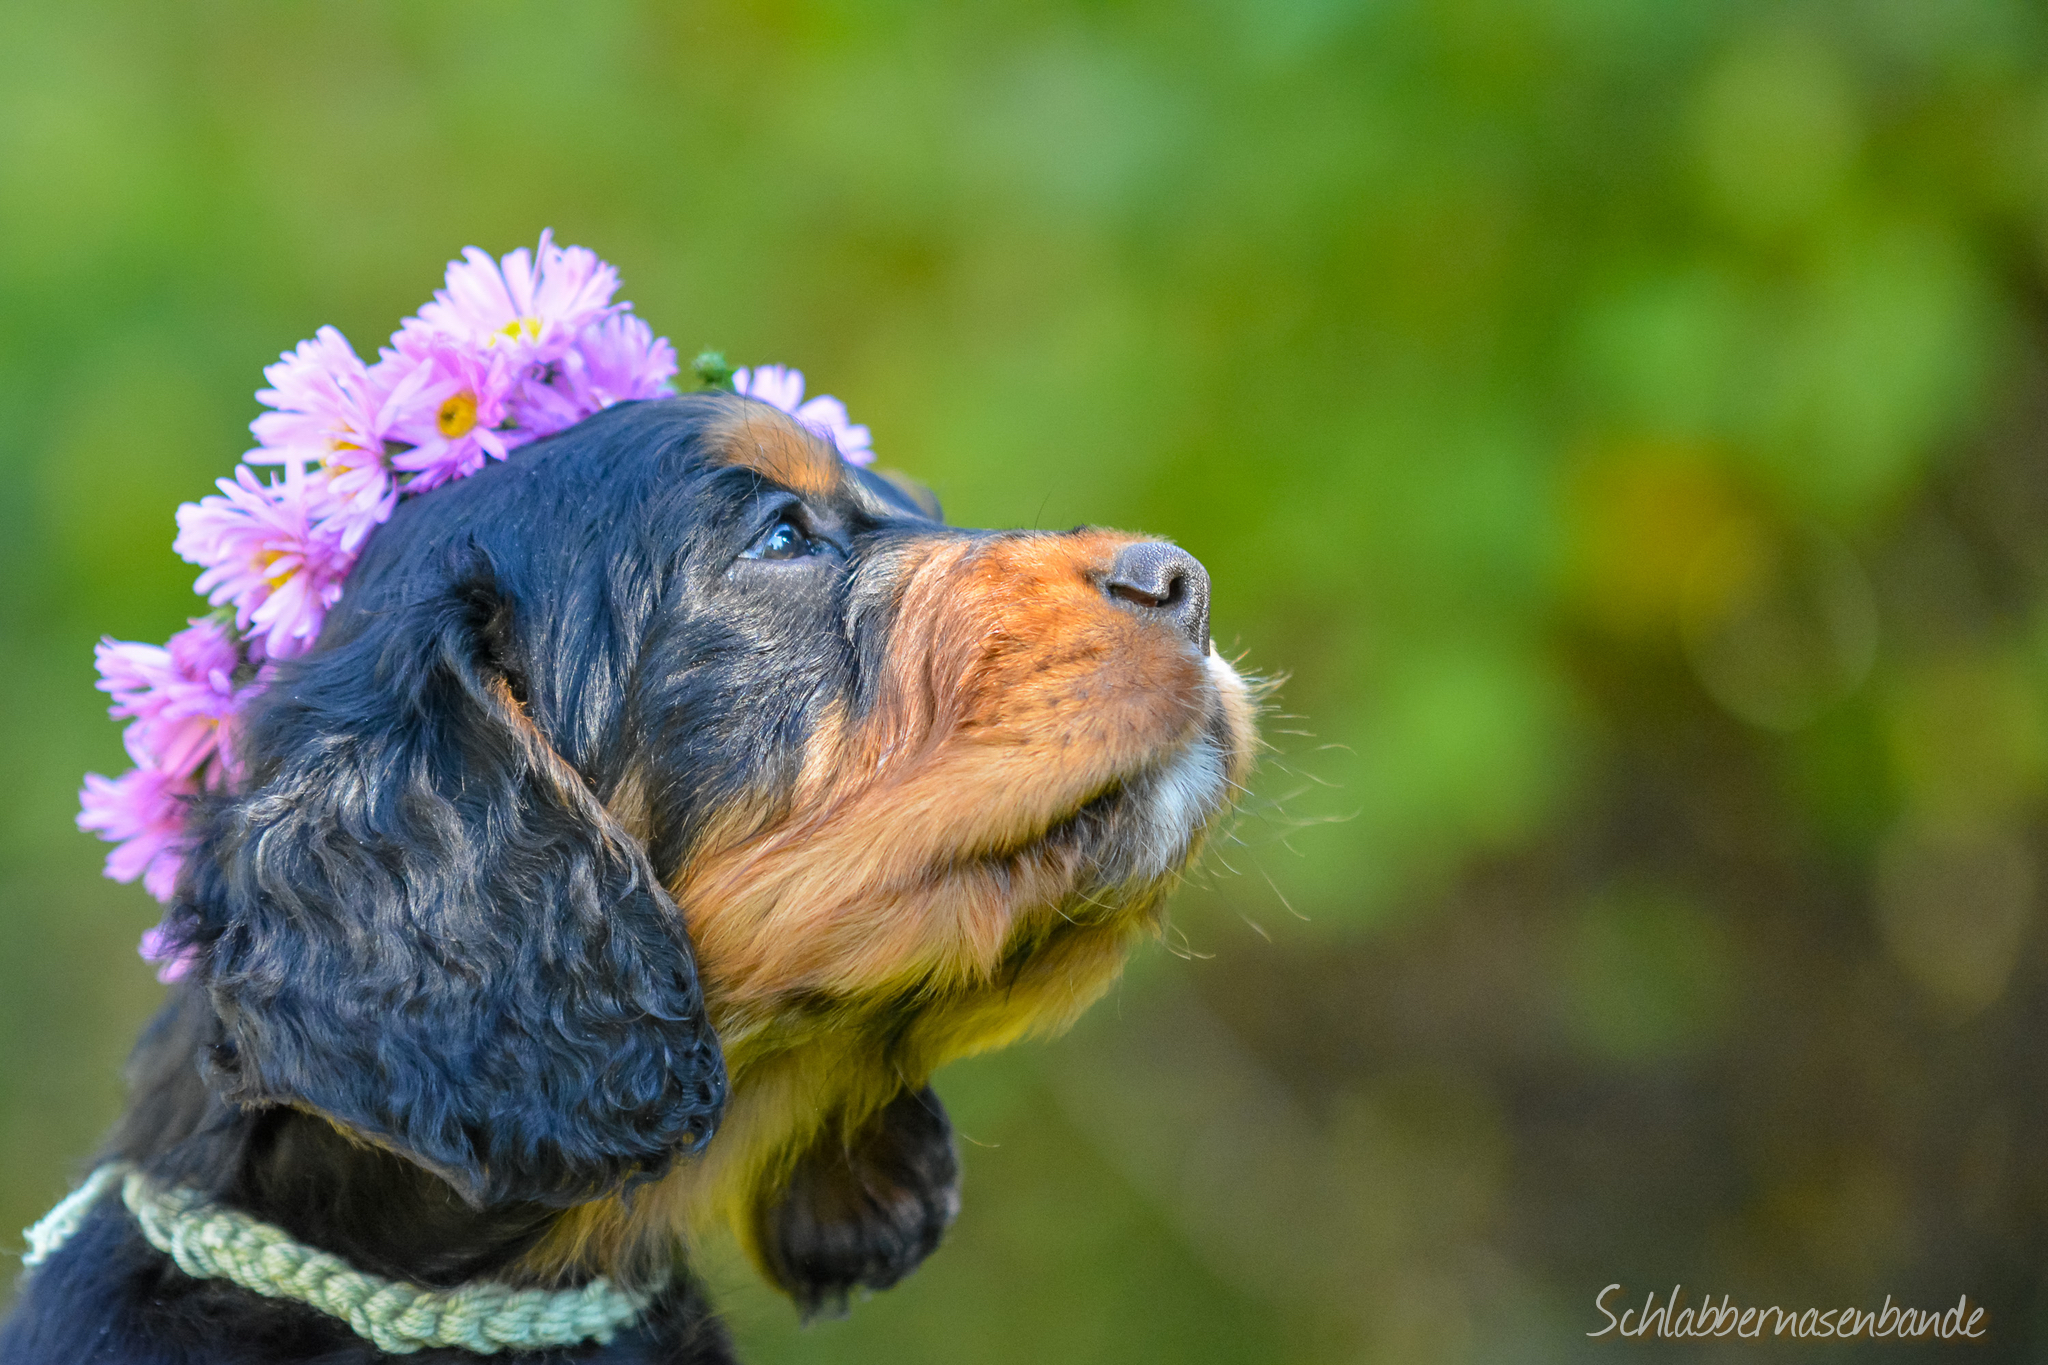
[1103,542,1213,651]
[1108,574,1181,611]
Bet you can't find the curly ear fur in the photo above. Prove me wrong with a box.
[173,555,727,1210]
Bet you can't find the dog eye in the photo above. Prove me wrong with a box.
[751,518,815,561]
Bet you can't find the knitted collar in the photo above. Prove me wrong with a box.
[22,1164,652,1355]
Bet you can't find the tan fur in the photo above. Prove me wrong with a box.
[704,396,845,499]
[681,532,1207,1008]
[517,526,1256,1287]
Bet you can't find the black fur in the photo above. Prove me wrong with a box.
[2,396,964,1363]
[181,413,734,1211]
[757,1087,962,1321]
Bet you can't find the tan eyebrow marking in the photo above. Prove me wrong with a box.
[704,395,844,499]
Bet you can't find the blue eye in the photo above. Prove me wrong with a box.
[754,519,812,560]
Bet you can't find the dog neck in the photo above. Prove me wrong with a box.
[107,984,563,1290]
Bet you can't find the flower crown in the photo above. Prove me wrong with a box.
[77,232,871,977]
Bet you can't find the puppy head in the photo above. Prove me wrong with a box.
[165,392,1255,1207]
[675,400,1258,1038]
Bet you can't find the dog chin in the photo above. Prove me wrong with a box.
[1070,650,1257,897]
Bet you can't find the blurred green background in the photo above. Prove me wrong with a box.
[6,1,2048,1359]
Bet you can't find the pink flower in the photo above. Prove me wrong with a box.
[85,235,893,980]
[78,764,194,904]
[311,461,401,554]
[173,466,352,660]
[95,619,253,781]
[412,229,620,365]
[248,327,415,471]
[138,923,198,983]
[518,313,679,436]
[566,312,677,407]
[246,327,425,551]
[385,337,521,490]
[731,364,874,466]
[569,313,679,409]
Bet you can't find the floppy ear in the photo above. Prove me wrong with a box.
[175,558,726,1209]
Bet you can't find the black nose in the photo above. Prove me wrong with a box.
[1104,542,1212,651]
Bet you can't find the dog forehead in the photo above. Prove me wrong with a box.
[703,396,846,500]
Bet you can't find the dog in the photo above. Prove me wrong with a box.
[1,390,1257,1362]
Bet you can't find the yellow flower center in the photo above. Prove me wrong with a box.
[258,550,294,590]
[437,392,479,438]
[497,317,543,344]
